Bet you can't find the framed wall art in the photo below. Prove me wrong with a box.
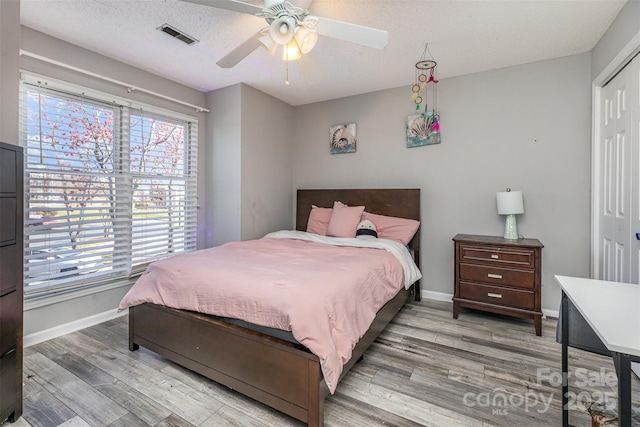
[330,123,357,154]
[406,113,441,148]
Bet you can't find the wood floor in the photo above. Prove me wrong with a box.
[9,300,640,427]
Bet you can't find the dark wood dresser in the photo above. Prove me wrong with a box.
[453,234,544,336]
[0,142,23,423]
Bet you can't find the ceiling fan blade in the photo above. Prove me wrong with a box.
[297,53,321,84]
[216,32,263,68]
[316,17,388,49]
[180,0,262,15]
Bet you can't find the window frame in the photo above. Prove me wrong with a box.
[19,73,198,301]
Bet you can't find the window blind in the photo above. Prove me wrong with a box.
[19,77,198,298]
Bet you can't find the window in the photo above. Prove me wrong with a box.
[19,76,198,299]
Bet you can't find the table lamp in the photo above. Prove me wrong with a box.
[496,189,524,240]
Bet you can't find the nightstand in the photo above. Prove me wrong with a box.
[453,234,544,336]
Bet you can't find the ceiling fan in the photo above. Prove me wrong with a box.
[181,0,389,69]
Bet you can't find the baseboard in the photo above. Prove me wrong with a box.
[23,293,558,348]
[421,290,558,320]
[421,289,453,302]
[23,308,127,348]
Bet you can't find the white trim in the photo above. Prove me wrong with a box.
[23,289,558,348]
[20,50,210,113]
[590,81,601,279]
[24,278,135,311]
[23,308,127,348]
[421,290,556,319]
[421,289,453,302]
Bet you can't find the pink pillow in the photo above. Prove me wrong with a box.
[306,205,333,235]
[363,212,420,245]
[326,201,365,238]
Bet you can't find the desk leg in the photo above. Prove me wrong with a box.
[561,291,569,427]
[612,352,632,427]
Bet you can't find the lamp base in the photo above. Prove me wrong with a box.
[504,214,519,240]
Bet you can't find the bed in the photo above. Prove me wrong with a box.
[124,188,421,427]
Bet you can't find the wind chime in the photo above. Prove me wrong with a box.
[411,43,439,133]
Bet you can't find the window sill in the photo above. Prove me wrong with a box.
[24,276,138,311]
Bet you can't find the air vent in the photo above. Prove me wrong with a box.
[158,24,198,45]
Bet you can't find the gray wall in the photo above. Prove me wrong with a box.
[20,27,206,115]
[206,84,243,246]
[205,83,294,246]
[292,53,593,313]
[591,0,640,81]
[0,0,20,145]
[239,84,294,241]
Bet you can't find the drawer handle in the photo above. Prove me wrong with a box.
[487,293,503,299]
[491,254,499,259]
[487,273,503,279]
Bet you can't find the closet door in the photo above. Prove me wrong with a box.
[597,63,633,282]
[596,54,640,283]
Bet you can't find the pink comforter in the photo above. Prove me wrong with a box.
[118,234,407,393]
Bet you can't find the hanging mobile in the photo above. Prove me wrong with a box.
[406,43,441,147]
[412,44,438,115]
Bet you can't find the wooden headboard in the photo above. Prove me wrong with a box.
[296,188,421,300]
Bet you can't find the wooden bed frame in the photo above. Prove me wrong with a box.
[128,188,421,427]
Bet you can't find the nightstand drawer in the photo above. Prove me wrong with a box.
[459,263,534,289]
[459,282,534,310]
[460,245,534,268]
[453,234,543,336]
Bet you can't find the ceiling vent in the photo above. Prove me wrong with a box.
[158,24,198,45]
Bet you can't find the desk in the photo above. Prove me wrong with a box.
[555,275,640,427]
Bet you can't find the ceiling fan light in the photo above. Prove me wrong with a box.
[270,16,295,45]
[294,27,318,54]
[282,41,302,61]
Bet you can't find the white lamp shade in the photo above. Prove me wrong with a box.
[270,16,295,45]
[496,190,524,215]
[294,26,318,54]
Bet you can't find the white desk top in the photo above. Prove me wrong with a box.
[555,275,640,358]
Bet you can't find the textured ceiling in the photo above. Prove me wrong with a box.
[20,0,627,106]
